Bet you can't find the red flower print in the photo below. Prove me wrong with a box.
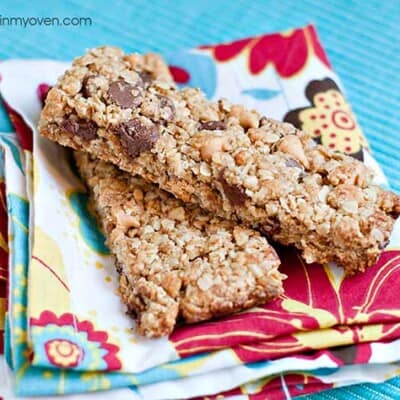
[169,66,191,84]
[37,83,52,106]
[171,248,400,364]
[30,311,121,371]
[3,102,33,151]
[44,339,84,368]
[200,37,252,62]
[201,25,331,77]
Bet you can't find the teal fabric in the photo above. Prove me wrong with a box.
[0,0,399,398]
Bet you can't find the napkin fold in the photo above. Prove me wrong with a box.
[1,24,400,399]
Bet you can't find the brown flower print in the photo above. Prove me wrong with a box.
[284,78,367,160]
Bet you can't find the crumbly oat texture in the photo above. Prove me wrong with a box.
[75,152,283,337]
[40,47,400,274]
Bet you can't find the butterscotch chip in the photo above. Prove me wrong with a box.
[74,152,283,338]
[277,135,309,168]
[199,137,227,161]
[39,46,400,274]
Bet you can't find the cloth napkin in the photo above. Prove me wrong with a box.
[1,134,400,400]
[1,24,400,399]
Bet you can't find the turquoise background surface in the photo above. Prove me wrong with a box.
[0,0,399,398]
[0,0,399,193]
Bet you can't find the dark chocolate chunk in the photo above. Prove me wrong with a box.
[199,121,226,131]
[218,169,248,206]
[81,75,97,98]
[116,118,159,158]
[62,117,97,141]
[126,306,137,319]
[108,80,143,108]
[379,239,390,250]
[138,71,153,87]
[157,95,175,121]
[115,261,123,275]
[260,217,281,237]
[258,116,268,127]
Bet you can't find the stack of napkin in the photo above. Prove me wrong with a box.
[0,25,400,400]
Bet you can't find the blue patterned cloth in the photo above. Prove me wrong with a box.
[0,0,399,398]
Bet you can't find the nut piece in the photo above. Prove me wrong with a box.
[230,105,259,129]
[200,137,227,161]
[197,273,213,291]
[342,200,358,214]
[328,184,363,209]
[133,188,144,202]
[233,226,249,246]
[277,135,310,168]
[168,206,186,221]
[327,162,372,188]
[116,212,141,232]
[234,151,247,166]
[248,128,280,144]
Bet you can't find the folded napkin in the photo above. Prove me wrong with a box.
[1,163,400,400]
[1,25,400,399]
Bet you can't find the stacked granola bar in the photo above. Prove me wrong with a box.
[39,47,400,336]
[75,152,283,337]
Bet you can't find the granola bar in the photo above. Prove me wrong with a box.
[74,152,283,337]
[40,47,400,274]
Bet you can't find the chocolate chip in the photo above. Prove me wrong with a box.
[115,261,123,275]
[157,95,175,121]
[259,116,268,127]
[116,118,159,158]
[81,75,97,98]
[260,220,281,237]
[379,239,390,250]
[138,71,153,87]
[199,121,226,131]
[218,169,248,206]
[285,158,302,168]
[126,306,137,318]
[62,117,97,141]
[108,80,143,108]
